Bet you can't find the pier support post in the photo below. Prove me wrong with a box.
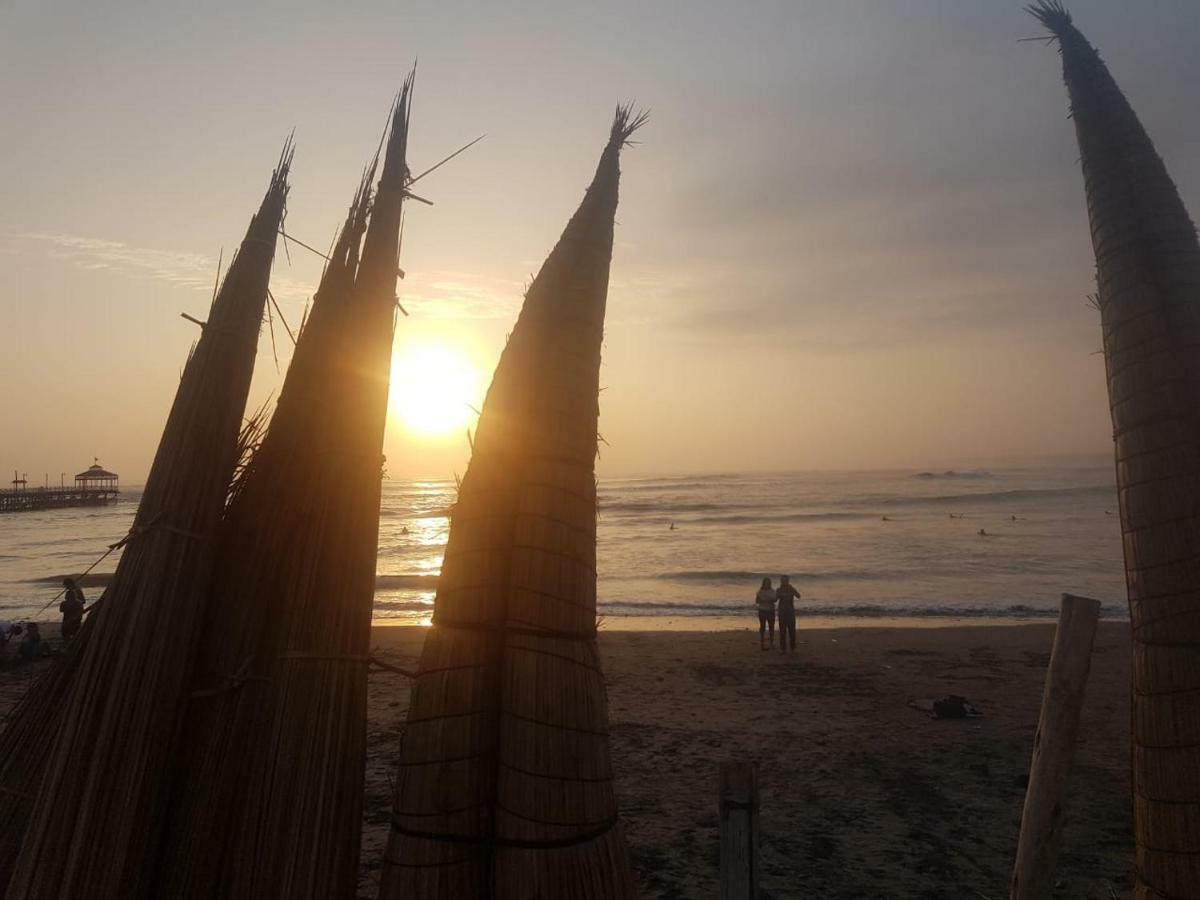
[1010,592,1102,900]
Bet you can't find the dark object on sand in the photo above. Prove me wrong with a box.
[159,80,412,899]
[16,624,44,661]
[2,150,290,897]
[1030,3,1200,893]
[379,107,644,899]
[908,696,983,719]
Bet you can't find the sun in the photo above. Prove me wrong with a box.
[389,344,481,437]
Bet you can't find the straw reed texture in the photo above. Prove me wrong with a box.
[5,148,291,898]
[380,106,643,900]
[0,406,266,892]
[0,616,92,890]
[1030,3,1200,895]
[157,79,412,900]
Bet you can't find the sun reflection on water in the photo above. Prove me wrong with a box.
[374,480,456,626]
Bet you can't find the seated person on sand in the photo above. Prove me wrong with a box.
[0,621,21,669]
[60,578,85,643]
[17,622,44,662]
[775,575,801,654]
[755,577,777,650]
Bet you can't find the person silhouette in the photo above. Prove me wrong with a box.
[754,577,776,650]
[775,575,801,653]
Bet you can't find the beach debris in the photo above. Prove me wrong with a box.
[158,75,414,898]
[379,106,645,899]
[2,146,292,897]
[1030,2,1200,893]
[907,695,983,719]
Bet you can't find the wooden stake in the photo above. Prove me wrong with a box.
[1010,592,1101,900]
[719,761,759,900]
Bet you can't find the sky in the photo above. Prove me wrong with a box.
[2,1,1199,483]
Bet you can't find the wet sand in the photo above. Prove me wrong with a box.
[1,622,1133,898]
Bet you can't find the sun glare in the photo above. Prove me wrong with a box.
[389,345,481,437]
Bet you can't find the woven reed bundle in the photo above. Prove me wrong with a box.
[1030,3,1200,896]
[0,616,92,888]
[154,170,372,899]
[157,79,412,900]
[0,413,264,891]
[5,148,291,898]
[380,106,644,899]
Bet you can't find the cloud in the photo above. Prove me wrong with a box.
[399,270,522,320]
[4,230,522,322]
[608,67,1100,353]
[11,230,218,291]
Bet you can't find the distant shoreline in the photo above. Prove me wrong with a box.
[20,572,1125,630]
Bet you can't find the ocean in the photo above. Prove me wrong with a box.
[0,465,1127,627]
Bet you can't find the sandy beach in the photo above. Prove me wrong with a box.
[360,621,1132,899]
[1,621,1131,898]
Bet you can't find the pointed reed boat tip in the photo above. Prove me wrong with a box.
[610,102,649,148]
[377,67,415,166]
[276,130,296,172]
[1027,0,1073,36]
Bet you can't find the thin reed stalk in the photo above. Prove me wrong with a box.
[380,106,644,899]
[158,76,413,900]
[1030,3,1200,895]
[4,146,291,898]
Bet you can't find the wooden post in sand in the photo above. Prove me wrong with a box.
[1010,592,1102,900]
[719,761,760,899]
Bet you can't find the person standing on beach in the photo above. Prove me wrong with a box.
[776,575,801,653]
[755,577,777,650]
[60,578,85,643]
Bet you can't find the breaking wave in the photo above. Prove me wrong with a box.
[595,600,1127,620]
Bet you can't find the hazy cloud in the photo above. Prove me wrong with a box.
[10,231,216,290]
[2,232,523,321]
[400,270,521,320]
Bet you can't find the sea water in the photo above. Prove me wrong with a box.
[0,465,1126,626]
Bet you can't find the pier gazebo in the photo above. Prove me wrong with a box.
[75,460,119,493]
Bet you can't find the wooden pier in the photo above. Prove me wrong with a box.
[2,462,120,514]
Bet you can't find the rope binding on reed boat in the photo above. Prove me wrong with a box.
[430,616,598,641]
[25,511,206,622]
[188,656,268,699]
[387,811,619,851]
[189,653,416,700]
[276,652,419,679]
[369,656,419,678]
